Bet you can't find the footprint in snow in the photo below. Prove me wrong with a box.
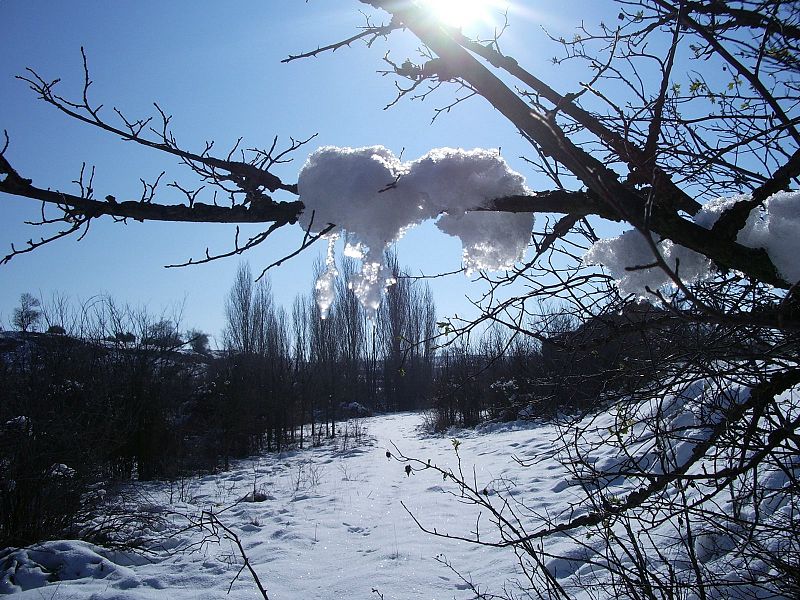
[551,479,573,493]
[546,550,592,578]
[346,525,368,535]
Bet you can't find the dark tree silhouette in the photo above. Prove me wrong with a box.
[12,293,42,333]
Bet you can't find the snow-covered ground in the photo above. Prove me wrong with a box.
[2,395,796,599]
[2,412,570,599]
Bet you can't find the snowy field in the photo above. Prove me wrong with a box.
[2,412,571,599]
[2,394,796,599]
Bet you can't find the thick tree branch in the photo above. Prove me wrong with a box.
[282,17,399,62]
[0,155,302,225]
[447,28,702,215]
[2,147,787,288]
[712,146,800,241]
[682,1,800,41]
[360,1,789,288]
[17,53,302,196]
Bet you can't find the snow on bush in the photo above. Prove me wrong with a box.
[298,146,532,316]
[585,191,800,296]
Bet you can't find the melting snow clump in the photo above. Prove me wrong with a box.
[298,146,798,312]
[585,191,800,295]
[298,146,532,316]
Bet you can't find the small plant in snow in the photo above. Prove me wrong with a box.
[292,461,324,494]
[337,461,363,482]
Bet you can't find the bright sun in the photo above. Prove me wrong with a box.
[418,0,499,29]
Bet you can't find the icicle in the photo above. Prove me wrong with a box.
[314,233,340,319]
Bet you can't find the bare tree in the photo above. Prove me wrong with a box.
[333,256,368,406]
[219,262,295,453]
[39,291,76,335]
[378,252,437,411]
[290,294,313,447]
[307,258,342,438]
[223,263,256,355]
[12,293,42,333]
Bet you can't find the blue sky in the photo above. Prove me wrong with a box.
[0,1,606,339]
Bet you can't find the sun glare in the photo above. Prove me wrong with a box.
[418,0,502,29]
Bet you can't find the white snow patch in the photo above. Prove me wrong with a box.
[757,190,800,282]
[584,230,711,297]
[48,463,76,478]
[436,210,534,273]
[3,416,32,434]
[0,541,138,593]
[298,146,532,315]
[585,191,800,295]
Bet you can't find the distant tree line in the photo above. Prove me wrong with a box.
[207,254,438,461]
[430,300,712,431]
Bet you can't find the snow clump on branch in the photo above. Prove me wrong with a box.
[585,191,800,296]
[298,146,532,317]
